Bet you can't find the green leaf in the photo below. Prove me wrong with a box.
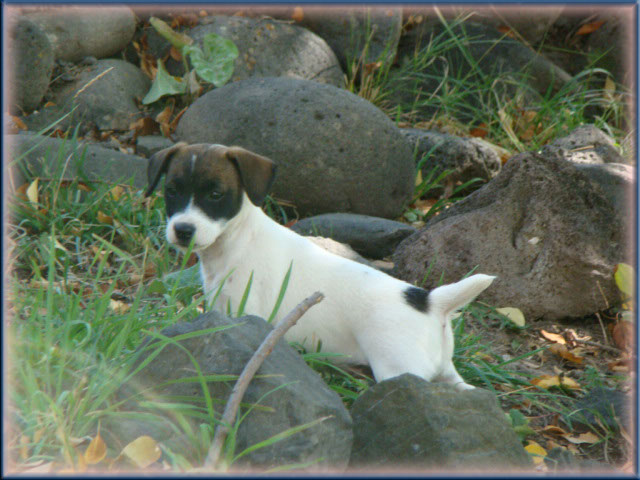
[142,60,188,105]
[184,33,238,87]
[614,263,634,298]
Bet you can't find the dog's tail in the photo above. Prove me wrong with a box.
[428,274,496,318]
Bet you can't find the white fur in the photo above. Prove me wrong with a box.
[169,191,495,389]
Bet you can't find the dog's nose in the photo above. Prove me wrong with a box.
[174,222,195,244]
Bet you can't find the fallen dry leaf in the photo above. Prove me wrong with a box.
[470,122,489,138]
[497,25,517,38]
[26,178,39,205]
[121,436,162,468]
[576,20,606,36]
[84,433,107,465]
[525,440,547,464]
[130,117,160,140]
[563,431,599,444]
[540,329,566,345]
[291,6,304,22]
[96,211,113,225]
[611,321,633,352]
[548,344,584,364]
[109,185,125,202]
[11,115,28,131]
[496,307,526,327]
[540,425,568,437]
[110,299,131,314]
[531,374,581,390]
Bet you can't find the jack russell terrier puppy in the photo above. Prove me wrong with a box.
[146,142,495,389]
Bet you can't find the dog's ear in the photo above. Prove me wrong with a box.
[225,146,277,206]
[145,142,187,197]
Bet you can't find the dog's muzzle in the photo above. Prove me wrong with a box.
[173,222,195,246]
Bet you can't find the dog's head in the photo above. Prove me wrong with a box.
[145,142,276,251]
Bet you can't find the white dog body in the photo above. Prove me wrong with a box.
[146,143,495,388]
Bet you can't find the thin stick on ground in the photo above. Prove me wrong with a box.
[204,291,325,470]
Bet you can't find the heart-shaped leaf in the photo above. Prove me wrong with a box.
[142,60,187,105]
[185,33,238,87]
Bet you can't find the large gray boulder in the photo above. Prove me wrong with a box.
[22,6,137,62]
[23,59,150,133]
[7,134,148,192]
[7,17,54,113]
[393,148,629,321]
[177,77,415,218]
[349,374,531,471]
[114,311,353,472]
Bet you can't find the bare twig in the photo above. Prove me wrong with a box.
[204,291,325,470]
[595,312,610,345]
[574,338,622,354]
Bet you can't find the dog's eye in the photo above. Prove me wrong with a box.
[165,185,177,197]
[208,190,224,201]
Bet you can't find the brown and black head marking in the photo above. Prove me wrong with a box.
[145,143,277,221]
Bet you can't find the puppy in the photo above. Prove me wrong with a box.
[146,142,495,388]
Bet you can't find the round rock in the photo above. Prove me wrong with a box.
[188,16,344,87]
[291,213,416,259]
[7,17,54,113]
[23,59,150,133]
[177,77,415,218]
[23,6,136,62]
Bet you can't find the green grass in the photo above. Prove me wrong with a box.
[347,13,629,156]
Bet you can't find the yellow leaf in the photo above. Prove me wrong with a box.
[540,329,566,345]
[525,440,547,464]
[563,431,600,444]
[415,169,423,187]
[496,307,525,327]
[531,375,560,389]
[109,185,125,201]
[603,76,616,101]
[121,436,161,468]
[26,178,39,205]
[84,433,107,465]
[110,299,131,314]
[531,374,581,390]
[614,263,634,299]
[97,211,114,225]
[20,434,29,460]
[559,376,581,390]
